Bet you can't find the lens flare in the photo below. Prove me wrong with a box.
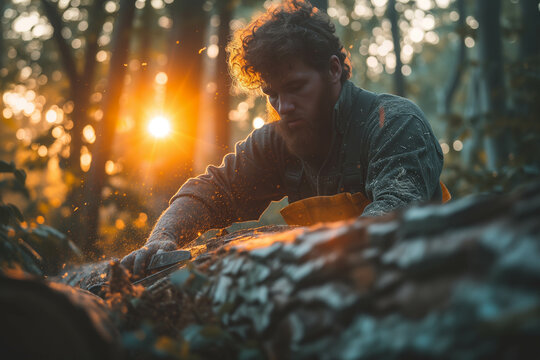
[148,116,171,138]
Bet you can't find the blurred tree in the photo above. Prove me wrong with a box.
[519,0,540,60]
[475,0,510,171]
[442,0,466,115]
[0,0,6,75]
[131,0,153,138]
[164,0,206,180]
[214,0,234,158]
[39,0,107,250]
[387,0,405,96]
[40,0,106,171]
[82,0,136,254]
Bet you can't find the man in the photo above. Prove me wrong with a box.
[121,0,444,276]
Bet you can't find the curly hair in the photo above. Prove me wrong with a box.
[227,0,351,92]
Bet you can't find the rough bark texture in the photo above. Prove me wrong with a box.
[50,181,540,359]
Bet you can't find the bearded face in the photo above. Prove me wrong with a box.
[263,59,336,162]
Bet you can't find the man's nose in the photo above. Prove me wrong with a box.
[277,95,295,115]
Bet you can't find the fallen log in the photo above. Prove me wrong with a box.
[54,182,540,359]
[0,274,121,359]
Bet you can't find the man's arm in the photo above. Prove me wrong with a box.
[120,196,213,276]
[121,124,287,275]
[362,97,444,216]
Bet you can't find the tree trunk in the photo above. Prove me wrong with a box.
[164,0,206,176]
[59,182,540,359]
[0,0,6,76]
[387,0,405,97]
[68,0,107,172]
[519,0,540,60]
[127,0,153,176]
[214,0,233,158]
[442,0,466,114]
[40,0,106,248]
[476,0,509,170]
[82,0,136,255]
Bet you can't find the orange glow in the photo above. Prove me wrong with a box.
[105,160,115,175]
[83,124,96,143]
[115,219,125,230]
[80,152,92,172]
[253,117,265,129]
[207,44,219,58]
[148,115,171,138]
[37,145,48,157]
[155,72,168,85]
[45,108,57,123]
[134,212,148,228]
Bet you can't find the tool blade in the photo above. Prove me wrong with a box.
[147,250,191,270]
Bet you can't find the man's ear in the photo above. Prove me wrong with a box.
[328,55,342,84]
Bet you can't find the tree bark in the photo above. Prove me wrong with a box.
[59,182,540,359]
[82,0,136,254]
[387,0,405,97]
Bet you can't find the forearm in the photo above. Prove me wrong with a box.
[146,196,214,247]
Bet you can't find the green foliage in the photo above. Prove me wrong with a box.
[0,160,81,276]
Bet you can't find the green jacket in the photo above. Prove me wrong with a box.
[171,81,443,230]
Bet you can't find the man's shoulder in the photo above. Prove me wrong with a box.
[238,121,287,156]
[249,121,282,144]
[343,82,426,123]
[369,92,426,120]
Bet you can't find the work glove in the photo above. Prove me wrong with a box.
[120,240,177,279]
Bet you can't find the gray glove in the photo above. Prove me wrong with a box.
[120,240,177,278]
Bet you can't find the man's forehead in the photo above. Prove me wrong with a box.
[261,59,314,89]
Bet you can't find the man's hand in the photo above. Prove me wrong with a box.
[120,240,177,278]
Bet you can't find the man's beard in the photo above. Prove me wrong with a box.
[269,86,334,162]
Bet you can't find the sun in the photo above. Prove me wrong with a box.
[148,116,171,138]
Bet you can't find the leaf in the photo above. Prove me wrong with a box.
[0,161,15,173]
[7,204,24,222]
[0,206,12,225]
[14,169,27,185]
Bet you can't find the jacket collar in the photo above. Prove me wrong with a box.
[333,80,356,135]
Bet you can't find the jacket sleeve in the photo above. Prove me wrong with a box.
[362,98,444,216]
[165,124,287,244]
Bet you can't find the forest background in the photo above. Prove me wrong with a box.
[1,0,538,274]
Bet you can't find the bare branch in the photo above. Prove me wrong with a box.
[82,0,106,83]
[40,0,79,86]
